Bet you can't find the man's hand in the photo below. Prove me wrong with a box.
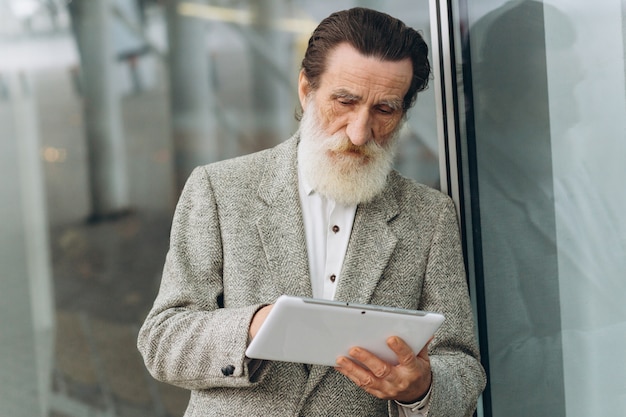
[249,304,273,340]
[335,336,432,403]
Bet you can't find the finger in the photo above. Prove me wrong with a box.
[347,347,392,379]
[335,356,376,388]
[386,336,419,368]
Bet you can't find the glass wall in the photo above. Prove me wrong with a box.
[0,1,438,416]
[545,1,626,414]
[447,0,626,415]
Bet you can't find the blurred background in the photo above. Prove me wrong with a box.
[0,1,439,416]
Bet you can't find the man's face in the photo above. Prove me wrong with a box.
[297,43,413,206]
[298,43,412,151]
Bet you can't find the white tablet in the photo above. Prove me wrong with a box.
[245,295,445,367]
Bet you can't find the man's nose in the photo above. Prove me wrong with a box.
[346,110,373,146]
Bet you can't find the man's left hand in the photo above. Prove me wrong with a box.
[335,336,432,403]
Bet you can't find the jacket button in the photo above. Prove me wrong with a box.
[221,365,235,376]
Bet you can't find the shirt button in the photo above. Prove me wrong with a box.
[332,225,340,233]
[329,274,336,283]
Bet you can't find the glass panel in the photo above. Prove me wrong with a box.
[459,0,626,415]
[0,1,438,415]
[544,0,626,415]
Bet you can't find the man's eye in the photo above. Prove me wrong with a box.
[337,99,353,105]
[377,106,394,114]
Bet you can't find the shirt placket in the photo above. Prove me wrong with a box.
[324,201,354,300]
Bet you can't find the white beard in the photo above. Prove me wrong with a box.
[297,100,401,206]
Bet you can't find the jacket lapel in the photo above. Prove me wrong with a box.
[255,137,313,298]
[334,183,399,304]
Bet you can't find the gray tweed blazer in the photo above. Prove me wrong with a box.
[137,135,485,416]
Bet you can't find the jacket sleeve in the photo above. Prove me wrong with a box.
[137,166,269,390]
[418,196,487,417]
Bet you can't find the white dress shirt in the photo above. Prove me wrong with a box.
[298,170,355,300]
[297,154,429,417]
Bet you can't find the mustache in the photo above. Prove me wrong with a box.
[327,137,383,158]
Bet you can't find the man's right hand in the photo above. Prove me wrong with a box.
[249,304,273,339]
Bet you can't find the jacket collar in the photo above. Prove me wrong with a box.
[255,134,400,304]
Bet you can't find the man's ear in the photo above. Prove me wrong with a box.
[298,70,311,110]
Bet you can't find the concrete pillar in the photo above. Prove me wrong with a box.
[165,0,218,192]
[75,0,131,219]
[248,0,289,150]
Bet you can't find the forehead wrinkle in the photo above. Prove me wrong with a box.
[323,44,412,90]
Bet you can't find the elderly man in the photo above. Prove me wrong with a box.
[138,7,485,417]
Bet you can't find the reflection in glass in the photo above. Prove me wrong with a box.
[469,2,568,415]
[545,1,626,415]
[464,0,626,415]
